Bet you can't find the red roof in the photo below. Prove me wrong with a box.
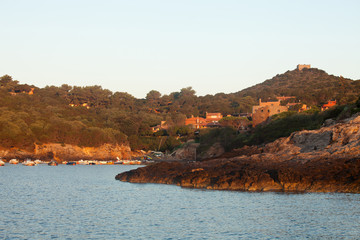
[322,100,336,108]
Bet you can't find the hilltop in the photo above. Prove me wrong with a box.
[233,67,360,106]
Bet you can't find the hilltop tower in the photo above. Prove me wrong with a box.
[297,64,311,71]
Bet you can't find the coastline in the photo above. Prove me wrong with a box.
[115,157,360,194]
[116,114,360,194]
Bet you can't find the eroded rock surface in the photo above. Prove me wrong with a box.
[116,157,360,193]
[0,143,133,161]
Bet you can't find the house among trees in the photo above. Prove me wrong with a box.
[151,121,169,132]
[286,102,309,112]
[321,100,337,111]
[276,96,310,112]
[205,112,223,122]
[252,99,288,126]
[185,112,223,129]
[185,116,207,129]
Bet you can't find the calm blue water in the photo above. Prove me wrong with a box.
[0,164,359,239]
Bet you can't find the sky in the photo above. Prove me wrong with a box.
[1,0,360,98]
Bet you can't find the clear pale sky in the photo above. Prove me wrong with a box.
[1,0,359,98]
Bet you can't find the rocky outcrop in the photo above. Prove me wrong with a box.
[116,157,360,193]
[116,114,360,193]
[261,113,360,161]
[34,143,133,161]
[169,141,199,160]
[169,141,225,161]
[0,143,134,161]
[197,142,225,160]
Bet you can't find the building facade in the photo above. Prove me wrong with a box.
[185,116,208,129]
[185,112,224,129]
[252,99,288,126]
[297,64,311,71]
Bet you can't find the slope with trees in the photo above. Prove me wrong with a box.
[0,66,359,153]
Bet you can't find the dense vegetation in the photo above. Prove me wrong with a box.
[235,68,360,105]
[0,67,359,152]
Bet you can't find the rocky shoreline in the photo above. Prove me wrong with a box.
[0,143,135,162]
[116,114,360,193]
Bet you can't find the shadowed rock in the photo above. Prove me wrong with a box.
[115,157,360,193]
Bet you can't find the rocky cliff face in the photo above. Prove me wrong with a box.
[0,143,133,161]
[261,113,360,161]
[169,141,225,160]
[116,114,360,193]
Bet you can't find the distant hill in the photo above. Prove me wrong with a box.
[232,67,360,106]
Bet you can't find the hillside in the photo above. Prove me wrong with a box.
[0,66,359,153]
[233,67,360,106]
[194,67,360,115]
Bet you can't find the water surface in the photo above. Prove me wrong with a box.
[0,164,359,239]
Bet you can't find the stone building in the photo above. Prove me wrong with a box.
[297,64,311,71]
[252,99,288,126]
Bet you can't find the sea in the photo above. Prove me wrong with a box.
[0,164,359,240]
